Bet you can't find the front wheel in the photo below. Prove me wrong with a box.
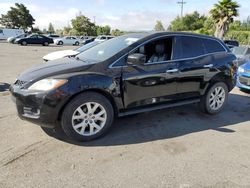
[21,41,27,46]
[75,41,79,46]
[200,82,228,114]
[61,92,114,142]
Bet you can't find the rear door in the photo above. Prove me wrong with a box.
[37,35,45,44]
[175,36,226,99]
[28,35,38,44]
[65,37,71,44]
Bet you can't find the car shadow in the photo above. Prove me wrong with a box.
[42,92,250,146]
[0,82,10,92]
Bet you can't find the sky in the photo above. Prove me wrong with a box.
[0,0,249,31]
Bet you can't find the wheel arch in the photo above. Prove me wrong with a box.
[202,73,234,95]
[57,88,119,121]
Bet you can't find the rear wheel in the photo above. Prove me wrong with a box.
[75,41,79,46]
[61,92,114,142]
[58,41,63,45]
[200,82,228,114]
[43,41,49,46]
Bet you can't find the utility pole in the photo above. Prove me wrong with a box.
[93,16,96,25]
[177,0,186,18]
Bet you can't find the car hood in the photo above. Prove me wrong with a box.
[43,50,79,61]
[17,58,96,82]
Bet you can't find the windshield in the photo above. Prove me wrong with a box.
[76,34,146,62]
[75,41,101,53]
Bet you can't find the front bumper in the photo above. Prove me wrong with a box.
[237,72,250,91]
[10,85,70,128]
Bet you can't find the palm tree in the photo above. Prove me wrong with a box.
[210,0,240,39]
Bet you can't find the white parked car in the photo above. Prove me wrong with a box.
[43,41,102,61]
[95,35,114,42]
[54,36,80,46]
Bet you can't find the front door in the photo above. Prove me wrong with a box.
[122,36,179,109]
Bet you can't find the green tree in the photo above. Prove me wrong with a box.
[71,15,96,36]
[229,20,242,30]
[96,25,111,35]
[111,29,124,36]
[62,26,72,36]
[32,27,42,34]
[241,16,250,31]
[210,0,240,39]
[0,3,35,30]
[169,11,206,31]
[154,20,165,31]
[48,22,55,34]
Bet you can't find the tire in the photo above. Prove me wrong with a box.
[75,41,79,46]
[200,82,228,114]
[58,41,63,45]
[21,41,27,46]
[61,92,114,142]
[43,41,49,46]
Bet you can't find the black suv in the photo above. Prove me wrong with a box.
[10,32,237,141]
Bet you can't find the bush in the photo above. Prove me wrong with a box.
[225,30,250,45]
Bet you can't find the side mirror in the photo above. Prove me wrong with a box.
[127,53,146,66]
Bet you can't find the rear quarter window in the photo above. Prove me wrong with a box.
[203,39,226,53]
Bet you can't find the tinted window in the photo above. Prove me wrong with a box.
[30,35,37,38]
[203,39,225,53]
[179,36,206,59]
[0,29,3,34]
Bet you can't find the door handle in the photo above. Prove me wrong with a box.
[203,64,213,68]
[166,69,179,73]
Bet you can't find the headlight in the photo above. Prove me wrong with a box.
[28,79,68,91]
[238,67,245,73]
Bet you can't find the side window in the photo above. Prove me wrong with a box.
[179,36,206,59]
[66,37,70,39]
[0,29,3,34]
[203,39,226,53]
[132,37,173,64]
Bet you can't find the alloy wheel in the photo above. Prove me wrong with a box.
[209,86,226,111]
[71,102,107,136]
